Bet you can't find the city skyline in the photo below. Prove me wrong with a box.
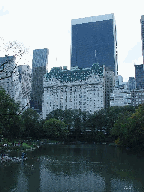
[0,0,144,82]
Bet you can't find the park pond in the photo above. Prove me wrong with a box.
[0,144,144,192]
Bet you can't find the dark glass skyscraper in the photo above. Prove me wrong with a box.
[140,15,144,64]
[31,48,49,112]
[71,13,118,75]
[135,64,144,89]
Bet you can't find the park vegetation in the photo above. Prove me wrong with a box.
[0,86,144,150]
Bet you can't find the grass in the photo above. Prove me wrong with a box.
[22,143,31,149]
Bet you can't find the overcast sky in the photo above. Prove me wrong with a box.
[0,0,144,82]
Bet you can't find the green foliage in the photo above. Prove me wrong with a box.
[20,108,40,139]
[0,87,21,140]
[43,118,68,140]
[22,142,31,149]
[1,85,143,148]
[46,109,90,141]
[111,104,144,148]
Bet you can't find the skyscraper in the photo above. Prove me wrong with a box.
[140,15,144,64]
[135,64,144,90]
[31,48,49,112]
[71,13,118,75]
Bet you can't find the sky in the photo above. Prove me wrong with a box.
[0,0,144,82]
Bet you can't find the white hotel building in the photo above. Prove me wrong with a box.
[42,64,105,119]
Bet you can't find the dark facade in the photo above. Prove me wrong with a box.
[135,64,144,90]
[104,70,115,109]
[128,77,136,91]
[71,13,118,75]
[31,48,49,112]
[140,15,144,64]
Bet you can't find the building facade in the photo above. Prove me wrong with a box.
[128,77,136,91]
[110,88,131,107]
[18,65,32,110]
[131,89,144,106]
[104,69,115,109]
[135,64,144,89]
[0,55,22,104]
[71,13,118,75]
[31,48,49,112]
[140,15,144,64]
[42,64,105,119]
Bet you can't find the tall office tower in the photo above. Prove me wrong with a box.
[140,15,144,64]
[31,48,49,112]
[71,13,118,75]
[135,64,144,89]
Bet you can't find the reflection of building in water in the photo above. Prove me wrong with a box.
[14,166,28,191]
[42,63,105,119]
[28,160,40,191]
[39,155,106,191]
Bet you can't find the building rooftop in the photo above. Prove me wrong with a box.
[0,55,16,71]
[0,55,15,65]
[44,63,103,83]
[71,13,114,25]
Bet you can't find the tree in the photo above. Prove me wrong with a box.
[111,104,144,148]
[110,111,132,146]
[46,109,64,121]
[21,108,40,139]
[0,38,30,113]
[43,118,68,141]
[0,87,21,140]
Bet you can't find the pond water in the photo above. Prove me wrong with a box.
[0,144,144,192]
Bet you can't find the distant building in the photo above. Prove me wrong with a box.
[71,13,118,75]
[115,75,124,88]
[140,15,144,64]
[31,48,49,112]
[135,64,144,89]
[110,88,131,107]
[104,69,115,109]
[18,65,32,110]
[42,63,105,119]
[0,55,22,104]
[128,77,136,90]
[131,89,144,106]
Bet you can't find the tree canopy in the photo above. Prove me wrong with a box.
[0,87,21,140]
[43,118,68,141]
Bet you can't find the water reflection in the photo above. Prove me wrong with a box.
[38,145,144,191]
[11,162,28,192]
[0,145,144,191]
